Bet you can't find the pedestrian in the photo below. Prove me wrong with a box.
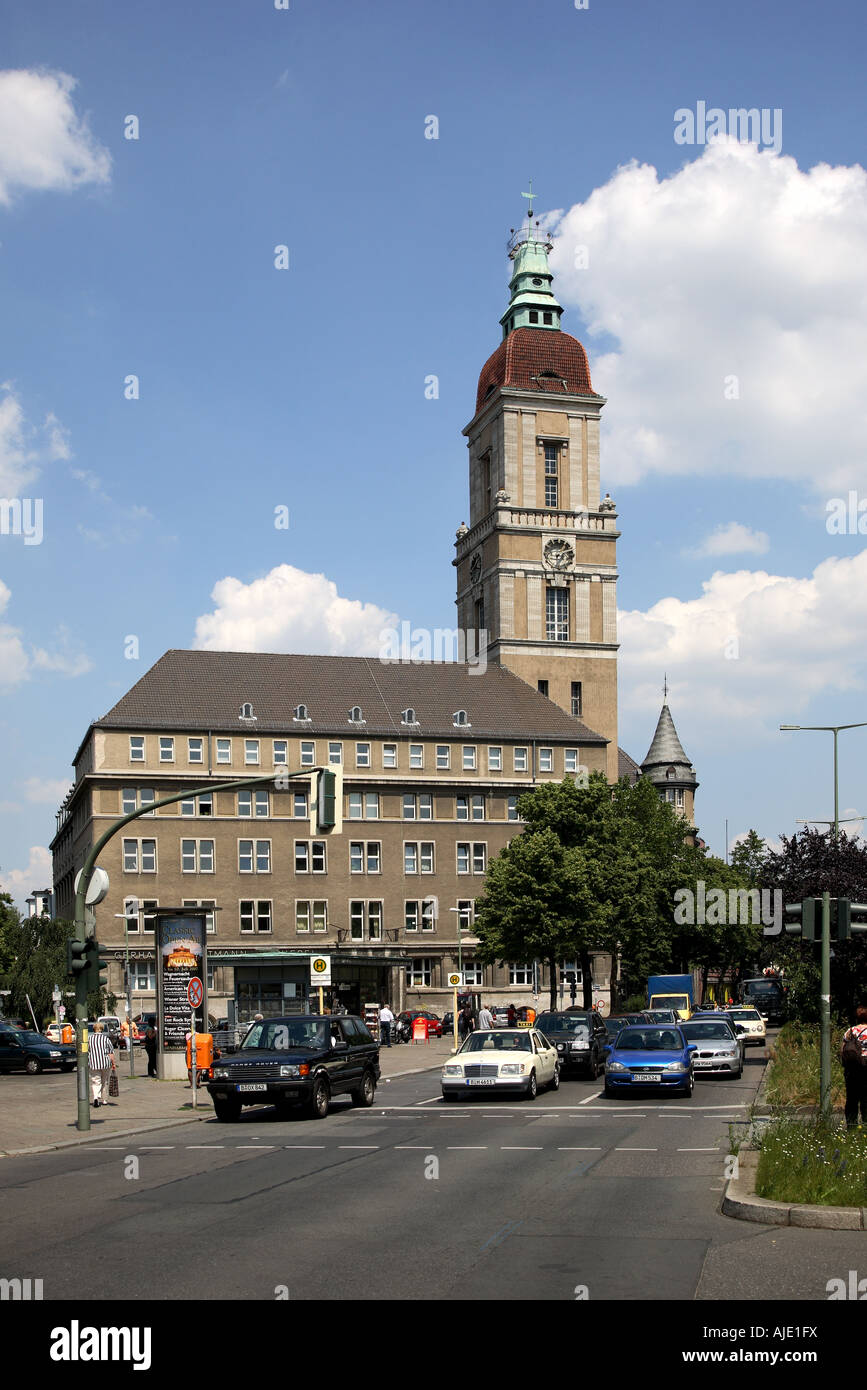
[459,1004,475,1040]
[144,1024,157,1078]
[88,1021,116,1108]
[841,1005,867,1129]
[477,1001,494,1030]
[379,1002,394,1047]
[507,1003,517,1028]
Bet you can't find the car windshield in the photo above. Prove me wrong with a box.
[461,1031,532,1053]
[536,1014,589,1036]
[614,1028,683,1051]
[682,1023,735,1041]
[15,1031,46,1045]
[605,1018,627,1031]
[241,1020,329,1051]
[729,1010,761,1021]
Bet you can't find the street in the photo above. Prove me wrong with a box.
[1,1042,862,1303]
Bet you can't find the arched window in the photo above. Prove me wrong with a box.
[293,704,309,721]
[401,708,417,726]
[453,710,468,727]
[349,706,364,723]
[239,702,255,720]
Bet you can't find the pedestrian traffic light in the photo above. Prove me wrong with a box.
[66,936,88,980]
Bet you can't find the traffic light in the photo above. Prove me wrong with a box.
[310,767,342,834]
[85,938,109,992]
[850,903,867,936]
[783,899,820,941]
[66,936,88,980]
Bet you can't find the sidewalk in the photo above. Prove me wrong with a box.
[0,1035,454,1157]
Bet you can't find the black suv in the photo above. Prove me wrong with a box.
[207,1014,380,1121]
[535,1010,609,1079]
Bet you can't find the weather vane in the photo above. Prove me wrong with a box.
[522,179,536,221]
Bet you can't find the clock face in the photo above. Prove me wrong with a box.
[470,554,482,584]
[544,539,574,571]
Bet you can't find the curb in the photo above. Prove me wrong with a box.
[721,1148,867,1230]
[1,1058,446,1158]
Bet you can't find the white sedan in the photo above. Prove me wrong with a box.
[725,1007,767,1046]
[441,1028,559,1101]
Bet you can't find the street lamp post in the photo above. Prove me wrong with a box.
[780,721,867,1118]
[449,906,471,1052]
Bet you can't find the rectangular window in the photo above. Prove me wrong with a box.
[546,587,569,642]
[255,840,271,873]
[198,840,214,872]
[123,839,138,872]
[240,901,255,934]
[293,791,307,818]
[464,960,484,986]
[311,842,326,873]
[239,901,271,934]
[141,840,156,872]
[245,739,260,766]
[300,741,315,767]
[273,739,288,765]
[181,797,196,817]
[181,839,196,872]
[312,900,327,933]
[545,475,558,507]
[409,744,423,769]
[133,966,156,991]
[510,962,533,986]
[421,898,435,931]
[457,843,470,874]
[239,840,254,873]
[295,902,311,933]
[436,745,450,770]
[382,743,397,768]
[537,679,549,698]
[418,793,432,821]
[539,747,553,773]
[295,841,309,872]
[366,842,381,873]
[404,843,418,874]
[368,902,382,940]
[350,901,365,941]
[463,746,477,771]
[252,790,268,817]
[456,796,468,821]
[216,739,231,765]
[122,788,136,815]
[487,746,502,772]
[571,682,582,718]
[350,841,364,873]
[456,899,475,931]
[140,788,155,816]
[514,747,528,772]
[507,795,519,821]
[676,788,685,808]
[198,792,213,817]
[471,795,485,820]
[257,900,272,933]
[329,742,343,765]
[544,442,558,475]
[130,736,145,762]
[403,794,416,821]
[188,737,203,763]
[565,748,578,773]
[141,900,157,933]
[472,843,487,874]
[356,742,371,768]
[183,898,216,934]
[365,792,379,820]
[348,792,363,820]
[420,842,434,873]
[159,737,174,762]
[405,901,419,932]
[406,958,433,988]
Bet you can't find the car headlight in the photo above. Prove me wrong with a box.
[442,1065,463,1076]
[279,1065,301,1077]
[49,1051,61,1057]
[665,1062,688,1072]
[719,1050,737,1059]
[213,1068,229,1079]
[606,1061,629,1072]
[499,1063,525,1075]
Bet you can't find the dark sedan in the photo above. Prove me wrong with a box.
[0,1029,76,1074]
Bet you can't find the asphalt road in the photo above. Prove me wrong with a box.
[1,1042,863,1302]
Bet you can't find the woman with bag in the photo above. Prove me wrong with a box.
[88,1021,117,1108]
[841,1004,867,1128]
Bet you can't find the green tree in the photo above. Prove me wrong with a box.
[0,891,20,986]
[729,829,768,886]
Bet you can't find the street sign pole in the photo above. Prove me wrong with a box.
[191,1007,197,1109]
[821,890,831,1121]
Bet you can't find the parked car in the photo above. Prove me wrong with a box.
[490,1006,511,1027]
[603,1025,697,1099]
[397,1010,443,1038]
[680,1020,744,1077]
[441,1012,455,1035]
[441,1028,559,1101]
[0,1028,76,1074]
[535,1009,609,1079]
[207,1014,380,1121]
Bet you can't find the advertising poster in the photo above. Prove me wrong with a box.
[154,910,208,1049]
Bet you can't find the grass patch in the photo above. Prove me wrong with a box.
[764,1020,846,1108]
[755,1116,867,1207]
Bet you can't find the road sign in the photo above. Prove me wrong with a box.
[447,971,463,988]
[311,955,332,985]
[187,977,204,1009]
[59,1005,66,1019]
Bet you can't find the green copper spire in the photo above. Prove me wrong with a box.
[500,184,564,339]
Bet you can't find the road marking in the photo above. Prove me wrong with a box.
[338,1145,379,1150]
[447,1146,488,1150]
[394,1146,429,1150]
[237,1145,275,1149]
[500,1146,543,1151]
[580,1092,603,1104]
[186,1145,224,1150]
[416,1097,441,1106]
[610,1113,647,1118]
[678,1147,720,1152]
[481,1219,523,1251]
[284,1145,325,1149]
[139,1145,175,1150]
[615,1147,657,1151]
[558,1146,602,1151]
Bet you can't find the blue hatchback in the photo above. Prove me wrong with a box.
[603,1025,697,1099]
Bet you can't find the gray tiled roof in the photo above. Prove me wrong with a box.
[95,649,608,744]
[617,747,642,784]
[641,702,694,773]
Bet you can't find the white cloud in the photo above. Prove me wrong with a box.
[22,777,71,805]
[193,564,399,655]
[0,844,52,908]
[549,140,867,494]
[0,386,69,497]
[0,586,91,688]
[619,548,867,735]
[0,68,111,205]
[690,522,770,557]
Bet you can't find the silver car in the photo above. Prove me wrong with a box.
[680,1021,743,1077]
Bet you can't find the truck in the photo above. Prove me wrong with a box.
[738,975,786,1027]
[647,973,696,1020]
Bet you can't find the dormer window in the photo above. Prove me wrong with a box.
[453,710,470,728]
[666,767,676,780]
[349,706,365,724]
[401,708,418,726]
[293,704,310,722]
[239,702,256,721]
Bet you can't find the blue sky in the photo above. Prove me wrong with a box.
[2,0,867,903]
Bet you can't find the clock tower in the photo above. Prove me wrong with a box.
[454,199,620,781]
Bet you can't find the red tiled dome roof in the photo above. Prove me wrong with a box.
[475,327,599,416]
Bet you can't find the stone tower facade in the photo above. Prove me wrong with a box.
[454,211,620,781]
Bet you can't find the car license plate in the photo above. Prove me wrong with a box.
[633,1073,661,1082]
[466,1078,496,1085]
[238,1083,267,1092]
[693,1061,713,1068]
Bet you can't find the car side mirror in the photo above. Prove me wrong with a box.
[687,1043,698,1052]
[602,1044,611,1055]
[332,1039,348,1051]
[735,1025,746,1035]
